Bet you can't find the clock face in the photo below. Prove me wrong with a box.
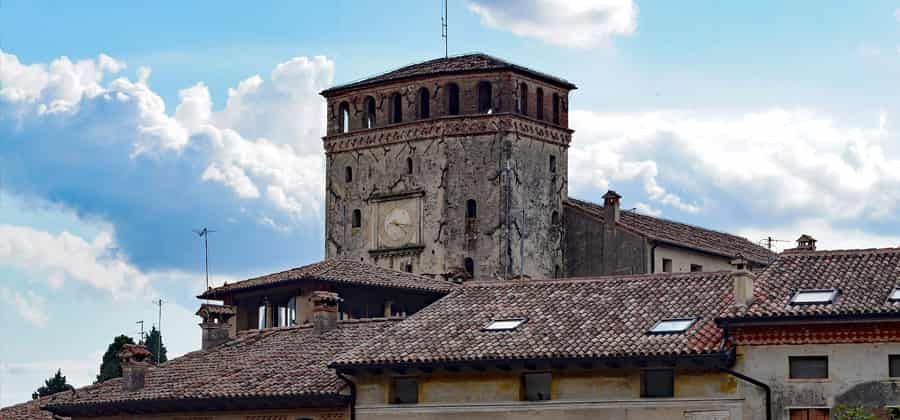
[383,207,413,243]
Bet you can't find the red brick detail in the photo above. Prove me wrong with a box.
[732,322,900,345]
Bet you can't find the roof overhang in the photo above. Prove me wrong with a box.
[716,312,900,327]
[43,393,348,417]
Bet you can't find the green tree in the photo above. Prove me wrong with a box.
[833,405,877,420]
[32,369,74,399]
[144,326,167,364]
[95,334,135,383]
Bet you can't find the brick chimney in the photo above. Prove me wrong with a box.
[310,291,342,334]
[731,269,755,310]
[118,343,152,392]
[796,234,817,251]
[603,190,622,223]
[196,304,236,351]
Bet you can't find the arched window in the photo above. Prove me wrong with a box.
[352,209,361,228]
[404,263,413,273]
[536,88,544,120]
[477,81,493,114]
[466,199,477,219]
[338,101,350,133]
[447,83,460,115]
[554,265,561,278]
[363,96,376,129]
[552,93,560,124]
[551,211,559,225]
[406,157,413,174]
[417,87,430,119]
[549,155,557,173]
[390,92,403,124]
[464,257,475,277]
[518,83,528,115]
[345,166,353,182]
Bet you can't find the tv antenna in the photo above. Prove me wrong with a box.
[136,320,145,343]
[193,227,216,291]
[441,0,448,58]
[153,299,164,366]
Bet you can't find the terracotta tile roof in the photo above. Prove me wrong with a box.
[565,197,773,265]
[321,53,576,96]
[195,303,235,316]
[199,259,456,299]
[0,398,61,420]
[42,319,398,417]
[332,272,738,368]
[721,247,900,321]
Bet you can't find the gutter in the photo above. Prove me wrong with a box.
[337,372,357,420]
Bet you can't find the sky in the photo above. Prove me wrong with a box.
[2,0,900,406]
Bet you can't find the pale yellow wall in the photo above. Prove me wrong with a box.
[653,245,735,273]
[74,407,346,420]
[355,368,747,420]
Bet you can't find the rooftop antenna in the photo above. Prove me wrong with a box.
[441,0,448,58]
[193,227,216,291]
[153,299,164,366]
[136,320,145,344]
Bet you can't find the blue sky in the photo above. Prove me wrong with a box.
[2,0,900,406]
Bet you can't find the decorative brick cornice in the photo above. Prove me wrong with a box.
[322,113,573,153]
[731,322,900,345]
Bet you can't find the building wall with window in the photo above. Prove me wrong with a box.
[733,340,900,420]
[70,408,347,420]
[352,368,749,420]
[653,244,736,274]
[322,71,572,280]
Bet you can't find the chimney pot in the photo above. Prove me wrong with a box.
[118,344,152,392]
[310,291,342,334]
[602,190,622,224]
[196,304,236,351]
[732,270,755,310]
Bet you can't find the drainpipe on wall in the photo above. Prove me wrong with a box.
[720,367,772,420]
[337,372,357,420]
[649,242,659,273]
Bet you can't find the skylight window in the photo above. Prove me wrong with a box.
[649,318,696,334]
[483,318,527,331]
[790,289,837,305]
[889,287,900,302]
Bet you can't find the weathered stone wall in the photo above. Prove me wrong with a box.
[77,408,346,420]
[734,342,900,420]
[354,368,746,420]
[563,206,646,277]
[324,114,569,280]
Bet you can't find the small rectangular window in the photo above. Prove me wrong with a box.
[889,287,900,302]
[549,155,557,173]
[391,377,418,404]
[483,318,527,331]
[641,369,674,398]
[891,355,900,377]
[649,318,696,334]
[791,289,837,305]
[522,372,551,401]
[690,264,703,272]
[662,258,673,273]
[789,356,828,379]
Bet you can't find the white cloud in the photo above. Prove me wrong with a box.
[468,0,637,48]
[894,8,900,22]
[569,108,900,223]
[0,288,49,327]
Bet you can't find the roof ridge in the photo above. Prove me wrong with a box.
[464,270,736,288]
[781,246,900,256]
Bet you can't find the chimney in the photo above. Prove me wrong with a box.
[732,269,755,310]
[118,344,152,392]
[730,254,750,271]
[310,291,342,334]
[603,190,622,223]
[796,234,817,251]
[196,304,236,351]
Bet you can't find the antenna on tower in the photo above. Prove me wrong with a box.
[193,227,216,291]
[136,320,145,343]
[441,0,448,58]
[153,299,164,366]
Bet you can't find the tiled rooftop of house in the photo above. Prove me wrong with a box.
[722,247,900,321]
[321,53,577,95]
[42,319,398,417]
[565,197,773,265]
[199,259,457,299]
[0,398,60,420]
[332,271,739,369]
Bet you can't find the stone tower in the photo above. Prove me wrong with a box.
[320,54,576,280]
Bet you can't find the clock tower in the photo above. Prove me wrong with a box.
[320,54,575,281]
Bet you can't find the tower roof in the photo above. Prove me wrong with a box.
[321,53,577,97]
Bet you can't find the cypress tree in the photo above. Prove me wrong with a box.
[145,326,167,364]
[96,334,135,383]
[32,369,74,399]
